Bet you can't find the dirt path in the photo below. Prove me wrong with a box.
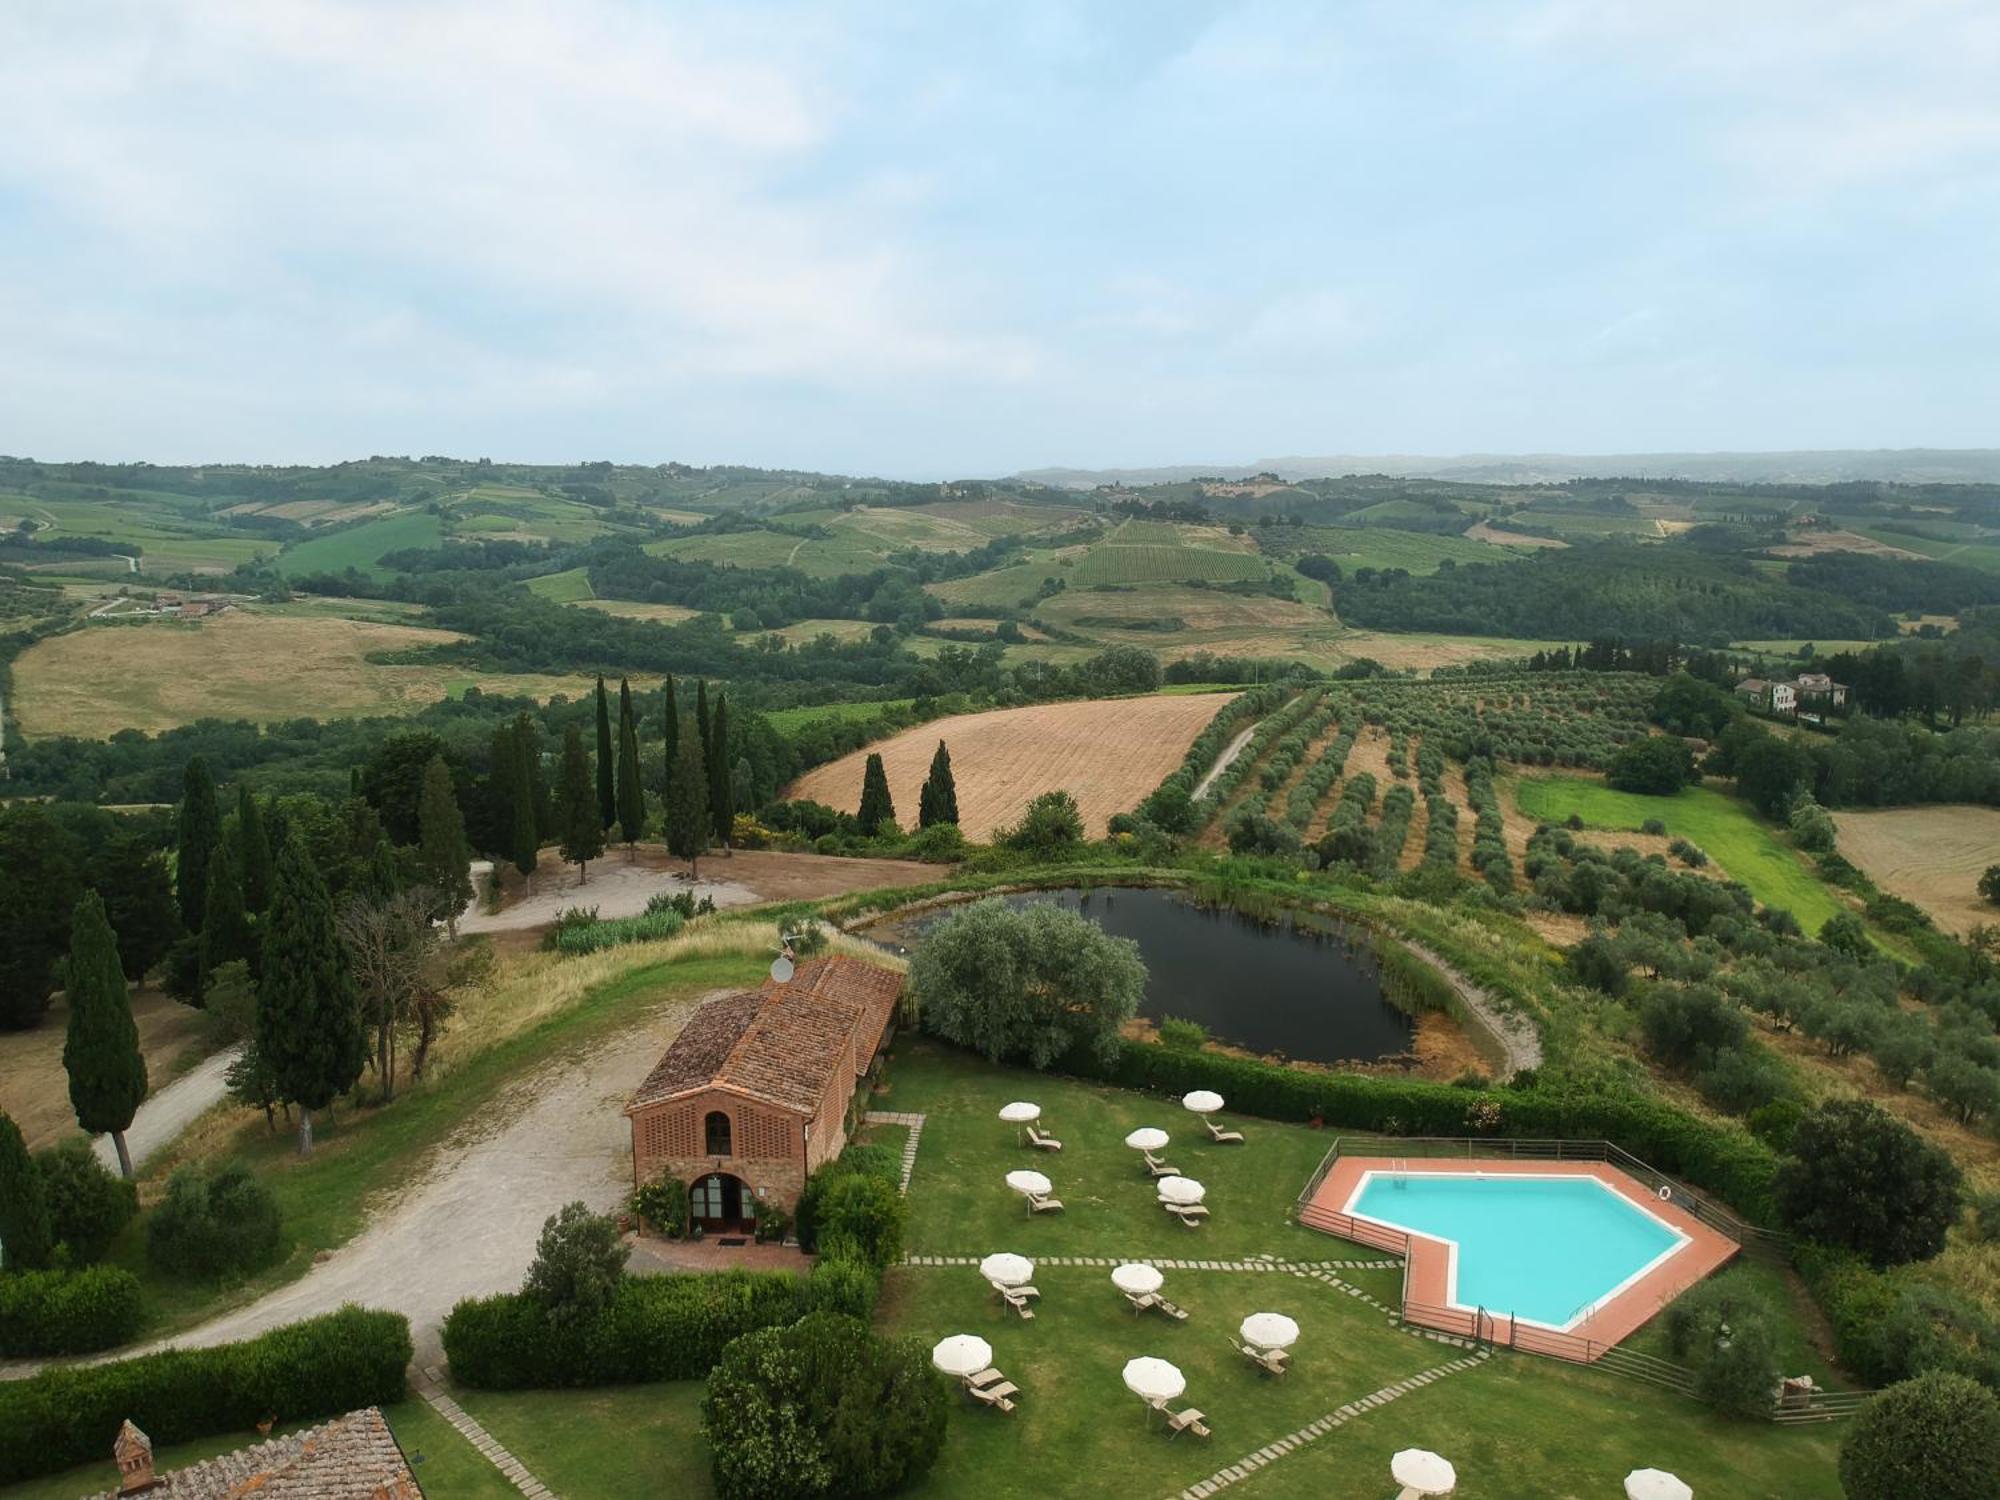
[90,1044,242,1174]
[1,987,221,1152]
[13,992,712,1375]
[1191,726,1256,802]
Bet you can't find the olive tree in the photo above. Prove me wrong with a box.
[907,898,1144,1069]
[1840,1373,2000,1500]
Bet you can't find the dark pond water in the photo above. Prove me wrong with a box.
[864,885,1413,1066]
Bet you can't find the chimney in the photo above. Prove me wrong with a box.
[114,1420,155,1494]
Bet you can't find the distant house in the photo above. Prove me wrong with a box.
[1735,677,1798,714]
[91,1409,420,1500]
[625,955,903,1233]
[1793,671,1848,708]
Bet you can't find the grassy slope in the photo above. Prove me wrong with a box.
[1512,778,1844,933]
[274,510,445,578]
[526,566,595,602]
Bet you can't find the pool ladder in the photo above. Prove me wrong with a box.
[1391,1157,1408,1186]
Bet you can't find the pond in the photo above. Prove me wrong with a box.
[862,885,1415,1066]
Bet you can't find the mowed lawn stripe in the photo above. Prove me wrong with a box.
[1511,777,1845,932]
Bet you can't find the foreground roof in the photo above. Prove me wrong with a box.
[85,1407,417,1500]
[627,955,903,1115]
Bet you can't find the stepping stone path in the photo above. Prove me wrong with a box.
[861,1110,927,1194]
[416,1366,560,1499]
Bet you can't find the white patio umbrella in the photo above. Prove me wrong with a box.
[1111,1263,1164,1296]
[930,1334,993,1379]
[998,1101,1042,1124]
[1390,1448,1457,1498]
[1182,1090,1225,1115]
[1004,1169,1053,1198]
[1124,1126,1170,1153]
[1239,1312,1301,1351]
[1624,1470,1692,1500]
[1156,1175,1206,1206]
[980,1252,1035,1287]
[1121,1356,1186,1404]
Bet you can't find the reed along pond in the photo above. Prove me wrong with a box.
[864,885,1415,1067]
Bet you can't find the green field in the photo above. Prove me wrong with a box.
[1259,525,1520,576]
[758,698,914,736]
[274,510,445,578]
[1852,526,2000,574]
[1512,778,1845,932]
[1507,510,1662,537]
[449,486,628,544]
[527,566,596,602]
[1069,542,1270,586]
[0,492,279,575]
[644,528,890,578]
[927,552,1077,608]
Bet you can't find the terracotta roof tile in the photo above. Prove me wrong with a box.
[84,1408,416,1500]
[627,990,765,1111]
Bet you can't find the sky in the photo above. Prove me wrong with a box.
[1,0,1997,477]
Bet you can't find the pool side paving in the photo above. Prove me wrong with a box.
[1303,1157,1737,1357]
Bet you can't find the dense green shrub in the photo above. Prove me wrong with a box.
[145,1164,282,1279]
[1774,1100,1961,1266]
[442,1259,874,1389]
[522,1203,627,1326]
[0,1305,409,1484]
[1157,1016,1208,1051]
[702,1312,948,1500]
[1840,1373,2000,1500]
[1605,735,1697,795]
[1660,1271,1782,1417]
[814,1173,906,1270]
[795,1144,900,1254]
[631,1172,690,1239]
[545,905,687,956]
[0,1266,144,1356]
[34,1139,137,1265]
[997,791,1085,855]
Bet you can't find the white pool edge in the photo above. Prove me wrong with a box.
[1340,1168,1694,1334]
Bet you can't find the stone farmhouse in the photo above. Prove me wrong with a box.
[1734,677,1797,714]
[624,954,903,1233]
[92,1410,419,1500]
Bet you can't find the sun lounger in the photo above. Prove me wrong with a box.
[1001,1291,1036,1320]
[1157,1295,1189,1320]
[1028,1193,1065,1214]
[1026,1124,1063,1152]
[967,1368,1007,1389]
[1142,1151,1181,1178]
[1164,1407,1211,1439]
[967,1381,1018,1413]
[1236,1342,1289,1376]
[996,1282,1040,1299]
[1126,1290,1190,1320]
[1162,1201,1209,1226]
[1203,1118,1245,1145]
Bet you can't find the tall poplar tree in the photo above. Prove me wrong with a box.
[198,839,254,997]
[557,724,605,883]
[594,676,616,831]
[510,713,541,881]
[0,1110,51,1269]
[708,692,733,847]
[857,753,897,836]
[237,784,274,914]
[258,832,367,1157]
[661,676,680,800]
[418,754,473,936]
[62,892,148,1181]
[665,731,710,878]
[919,741,959,828]
[616,678,645,852]
[176,758,221,933]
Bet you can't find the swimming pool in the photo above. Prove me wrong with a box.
[1347,1171,1690,1331]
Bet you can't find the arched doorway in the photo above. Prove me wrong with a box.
[690,1172,756,1235]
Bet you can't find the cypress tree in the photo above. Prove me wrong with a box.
[557,724,605,883]
[616,679,645,851]
[594,676,616,831]
[237,784,273,914]
[665,730,710,878]
[176,757,221,933]
[510,713,541,881]
[919,740,959,828]
[857,753,897,836]
[487,720,518,855]
[418,754,473,936]
[98,834,181,982]
[0,803,82,1031]
[661,676,680,801]
[198,839,254,998]
[695,680,712,775]
[62,891,148,1180]
[0,1110,52,1270]
[708,692,733,847]
[258,832,367,1157]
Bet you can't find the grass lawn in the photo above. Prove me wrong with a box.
[883,1045,1337,1261]
[1511,778,1846,934]
[0,1401,511,1500]
[455,1385,715,1499]
[526,566,595,602]
[103,950,770,1340]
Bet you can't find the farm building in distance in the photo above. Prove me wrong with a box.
[1736,672,1848,715]
[624,955,903,1233]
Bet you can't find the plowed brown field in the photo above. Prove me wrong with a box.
[1832,805,2000,935]
[787,694,1235,840]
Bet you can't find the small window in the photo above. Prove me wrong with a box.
[704,1110,733,1156]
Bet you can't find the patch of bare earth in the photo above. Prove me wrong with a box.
[0,987,216,1151]
[1766,528,1926,560]
[791,694,1233,841]
[1831,806,2000,936]
[1465,521,1567,549]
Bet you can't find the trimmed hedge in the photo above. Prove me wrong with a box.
[1070,1037,1779,1220]
[0,1304,410,1485]
[443,1257,875,1390]
[0,1266,144,1356]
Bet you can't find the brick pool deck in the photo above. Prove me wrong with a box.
[1302,1156,1738,1357]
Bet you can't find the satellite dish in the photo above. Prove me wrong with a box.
[770,954,795,984]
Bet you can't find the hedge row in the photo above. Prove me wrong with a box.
[1192,689,1327,828]
[1421,794,1459,869]
[0,1266,144,1357]
[442,1257,875,1390]
[1069,1038,1779,1221]
[1282,729,1355,832]
[1145,683,1295,811]
[1372,784,1416,878]
[0,1305,410,1484]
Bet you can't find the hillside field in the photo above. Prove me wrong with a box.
[10,611,599,737]
[786,693,1233,838]
[1832,805,2000,935]
[273,510,445,578]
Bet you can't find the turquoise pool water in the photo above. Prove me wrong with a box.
[1348,1172,1687,1329]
